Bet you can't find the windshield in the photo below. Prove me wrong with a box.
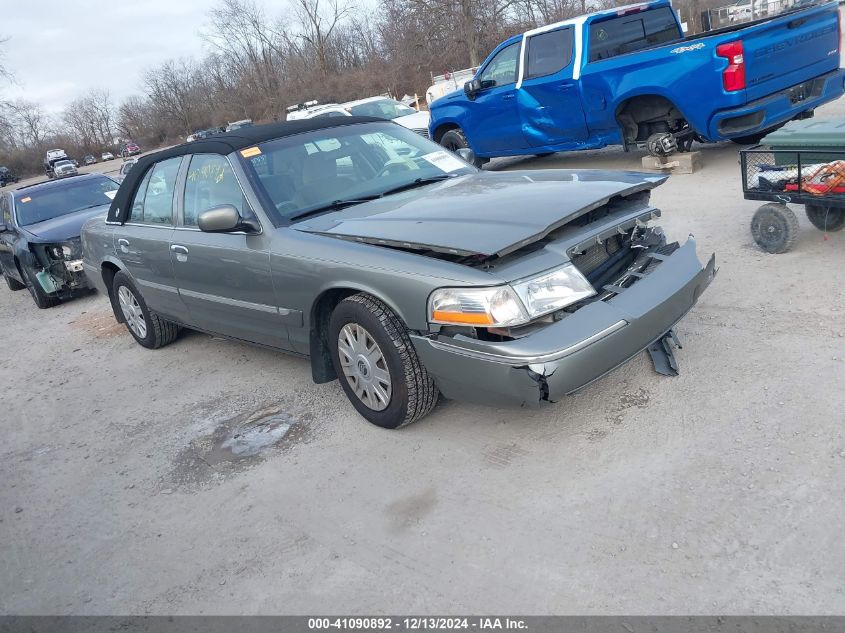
[15,176,118,226]
[348,99,416,120]
[239,121,475,223]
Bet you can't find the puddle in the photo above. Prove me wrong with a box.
[208,412,296,465]
[167,403,314,489]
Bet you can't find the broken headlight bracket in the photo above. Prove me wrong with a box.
[647,329,683,376]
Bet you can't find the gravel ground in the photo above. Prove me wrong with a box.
[1,99,844,616]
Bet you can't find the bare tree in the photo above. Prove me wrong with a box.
[6,100,51,147]
[291,0,352,75]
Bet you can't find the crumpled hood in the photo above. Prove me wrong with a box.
[293,170,666,257]
[23,205,110,243]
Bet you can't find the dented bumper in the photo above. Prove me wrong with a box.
[410,238,716,407]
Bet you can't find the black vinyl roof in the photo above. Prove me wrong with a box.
[108,116,384,223]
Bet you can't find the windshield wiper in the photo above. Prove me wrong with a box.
[288,175,456,222]
[379,174,454,197]
[289,196,381,222]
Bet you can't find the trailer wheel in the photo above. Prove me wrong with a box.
[751,203,799,254]
[805,205,845,232]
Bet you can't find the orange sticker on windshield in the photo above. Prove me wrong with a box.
[240,147,261,158]
[20,196,31,203]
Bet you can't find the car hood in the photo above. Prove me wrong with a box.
[393,110,431,130]
[22,204,110,243]
[293,170,666,258]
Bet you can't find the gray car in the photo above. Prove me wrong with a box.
[81,117,716,428]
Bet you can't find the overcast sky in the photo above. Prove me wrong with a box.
[1,0,276,113]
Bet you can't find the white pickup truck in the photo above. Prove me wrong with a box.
[43,149,71,179]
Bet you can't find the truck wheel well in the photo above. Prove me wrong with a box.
[616,96,687,146]
[101,262,124,322]
[432,123,459,144]
[309,288,360,384]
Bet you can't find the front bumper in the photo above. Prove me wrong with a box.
[709,68,845,140]
[410,238,716,407]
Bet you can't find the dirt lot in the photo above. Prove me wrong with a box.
[2,102,845,615]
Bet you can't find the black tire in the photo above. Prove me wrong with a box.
[2,263,25,291]
[328,293,439,429]
[731,132,768,145]
[112,271,179,349]
[22,264,59,309]
[439,129,488,168]
[805,205,845,232]
[731,123,785,146]
[751,203,799,254]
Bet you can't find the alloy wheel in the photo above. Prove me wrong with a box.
[118,286,147,339]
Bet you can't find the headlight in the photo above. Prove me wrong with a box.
[48,244,73,260]
[511,264,595,319]
[429,264,595,327]
[429,286,528,327]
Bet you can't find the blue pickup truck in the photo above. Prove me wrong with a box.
[428,0,845,164]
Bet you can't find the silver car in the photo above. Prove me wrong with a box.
[81,118,716,428]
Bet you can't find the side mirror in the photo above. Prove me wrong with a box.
[464,79,481,100]
[197,204,243,233]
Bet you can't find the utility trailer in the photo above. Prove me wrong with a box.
[741,146,845,253]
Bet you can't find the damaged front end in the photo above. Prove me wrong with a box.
[408,192,717,407]
[26,238,88,297]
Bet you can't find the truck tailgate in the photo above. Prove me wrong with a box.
[742,3,840,102]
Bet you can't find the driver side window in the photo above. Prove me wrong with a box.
[183,154,250,227]
[478,42,520,87]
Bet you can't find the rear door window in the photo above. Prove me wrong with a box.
[525,27,574,79]
[589,7,679,61]
[1,195,11,225]
[128,157,181,225]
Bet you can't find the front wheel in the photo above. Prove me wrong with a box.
[22,264,59,309]
[112,271,179,349]
[805,205,845,232]
[2,265,25,291]
[439,129,488,168]
[329,294,439,429]
[751,203,799,254]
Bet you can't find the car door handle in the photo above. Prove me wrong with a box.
[557,84,575,91]
[171,244,189,262]
[117,238,130,253]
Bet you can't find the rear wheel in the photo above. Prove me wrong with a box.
[751,203,799,254]
[22,264,59,309]
[329,293,439,429]
[805,205,845,232]
[112,271,179,349]
[439,129,488,168]
[731,123,785,146]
